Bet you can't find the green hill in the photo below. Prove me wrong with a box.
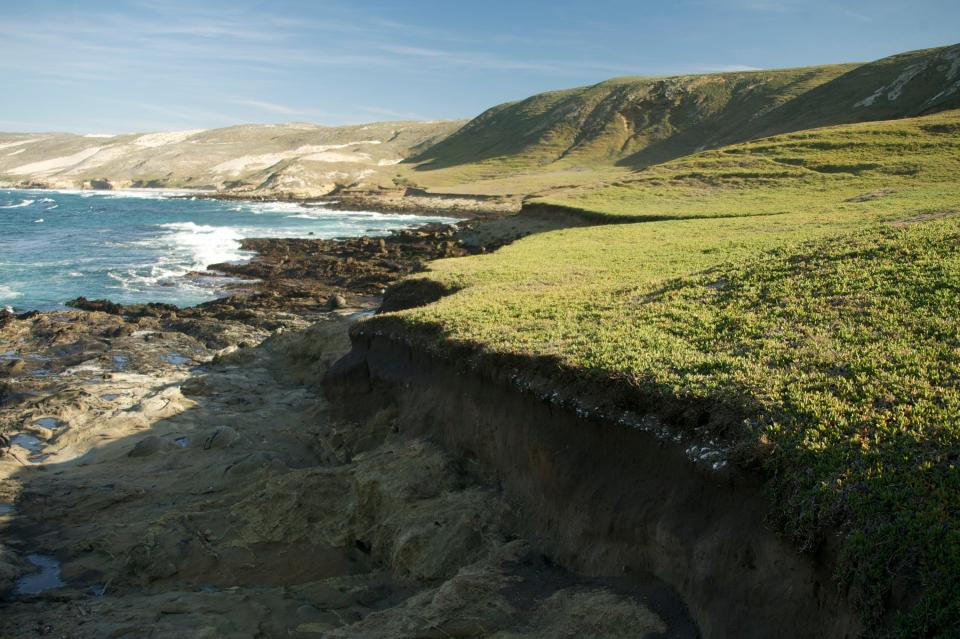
[539,102,960,220]
[367,108,960,635]
[410,44,960,182]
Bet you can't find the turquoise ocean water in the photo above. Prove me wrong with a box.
[0,189,452,311]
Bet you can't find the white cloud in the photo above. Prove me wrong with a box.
[697,64,765,72]
[230,99,328,118]
[359,106,427,120]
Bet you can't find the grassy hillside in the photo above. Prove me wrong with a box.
[0,120,462,196]
[411,65,855,172]
[364,109,960,634]
[408,44,960,192]
[539,105,960,220]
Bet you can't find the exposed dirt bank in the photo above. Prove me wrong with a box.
[323,330,864,638]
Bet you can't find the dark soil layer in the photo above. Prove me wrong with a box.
[324,333,864,639]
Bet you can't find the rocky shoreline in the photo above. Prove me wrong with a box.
[0,206,699,637]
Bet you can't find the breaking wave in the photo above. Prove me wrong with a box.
[0,199,34,209]
[0,285,23,300]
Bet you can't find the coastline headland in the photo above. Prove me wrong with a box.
[0,199,855,637]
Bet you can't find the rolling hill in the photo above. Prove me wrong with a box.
[372,107,960,636]
[409,43,960,188]
[0,120,461,196]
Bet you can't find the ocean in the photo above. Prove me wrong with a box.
[0,189,453,311]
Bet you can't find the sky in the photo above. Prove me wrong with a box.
[1,0,958,133]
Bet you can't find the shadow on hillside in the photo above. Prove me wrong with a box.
[410,45,960,177]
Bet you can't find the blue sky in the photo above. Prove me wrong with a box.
[2,0,958,133]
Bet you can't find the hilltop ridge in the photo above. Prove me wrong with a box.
[2,44,957,202]
[409,43,960,190]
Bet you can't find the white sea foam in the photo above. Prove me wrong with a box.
[99,221,235,295]
[98,189,194,199]
[0,286,23,300]
[112,222,251,292]
[48,188,197,200]
[286,212,325,220]
[12,187,210,199]
[238,201,313,215]
[0,199,34,209]
[156,222,248,268]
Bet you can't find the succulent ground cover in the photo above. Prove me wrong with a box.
[368,109,960,634]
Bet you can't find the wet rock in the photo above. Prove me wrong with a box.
[203,426,240,450]
[67,297,124,315]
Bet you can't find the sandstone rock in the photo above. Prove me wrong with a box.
[67,297,124,315]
